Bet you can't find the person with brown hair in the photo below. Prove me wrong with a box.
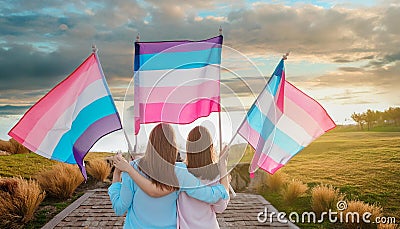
[108,123,228,229]
[177,125,230,229]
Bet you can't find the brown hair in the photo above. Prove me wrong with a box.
[138,123,179,191]
[186,126,219,180]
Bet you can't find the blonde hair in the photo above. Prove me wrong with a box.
[138,123,179,191]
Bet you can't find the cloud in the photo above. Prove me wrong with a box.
[0,105,30,115]
[0,45,86,90]
[0,0,399,111]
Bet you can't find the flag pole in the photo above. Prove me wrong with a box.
[93,44,135,159]
[218,26,223,155]
[217,26,236,196]
[221,53,290,192]
[132,33,140,158]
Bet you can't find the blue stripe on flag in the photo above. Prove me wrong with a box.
[51,95,118,162]
[273,128,304,156]
[246,105,303,155]
[266,59,284,96]
[246,105,275,141]
[273,59,284,80]
[267,74,282,96]
[135,47,222,71]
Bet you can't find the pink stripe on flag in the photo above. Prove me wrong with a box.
[137,97,220,124]
[8,54,102,149]
[276,70,285,113]
[257,153,284,175]
[284,81,336,131]
[138,80,220,104]
[283,98,325,138]
[238,120,265,150]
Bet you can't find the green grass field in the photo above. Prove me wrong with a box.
[0,152,113,179]
[237,131,400,223]
[1,133,399,227]
[0,151,113,228]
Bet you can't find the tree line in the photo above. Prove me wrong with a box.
[351,107,400,130]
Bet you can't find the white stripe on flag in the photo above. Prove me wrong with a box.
[275,114,314,147]
[36,79,109,157]
[137,64,220,87]
[137,80,220,104]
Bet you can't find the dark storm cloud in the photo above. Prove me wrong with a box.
[0,45,85,90]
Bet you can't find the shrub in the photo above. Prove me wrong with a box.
[0,177,45,228]
[265,171,287,192]
[311,184,344,214]
[86,159,112,182]
[0,139,11,152]
[36,163,84,199]
[7,138,30,154]
[342,200,382,229]
[282,179,308,203]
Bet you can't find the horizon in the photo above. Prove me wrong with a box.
[1,0,399,151]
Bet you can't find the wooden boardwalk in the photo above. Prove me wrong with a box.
[42,189,298,228]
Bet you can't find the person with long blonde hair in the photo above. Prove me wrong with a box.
[109,123,228,229]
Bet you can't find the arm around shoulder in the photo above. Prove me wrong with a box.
[175,163,228,203]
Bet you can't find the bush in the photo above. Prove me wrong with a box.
[36,163,84,199]
[0,139,11,152]
[311,184,344,214]
[266,171,287,192]
[9,138,30,154]
[86,159,111,182]
[0,177,45,228]
[342,200,382,229]
[281,179,308,203]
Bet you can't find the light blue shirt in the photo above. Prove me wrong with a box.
[108,160,228,229]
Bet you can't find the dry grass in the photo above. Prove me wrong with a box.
[311,184,344,214]
[9,138,30,154]
[0,177,45,228]
[281,179,308,203]
[378,223,399,229]
[0,139,11,152]
[36,163,84,199]
[86,159,111,182]
[0,138,30,154]
[265,171,287,192]
[342,200,383,229]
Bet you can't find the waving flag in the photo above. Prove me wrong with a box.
[238,59,335,176]
[134,36,223,134]
[8,53,122,179]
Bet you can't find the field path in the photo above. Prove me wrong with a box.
[42,189,298,228]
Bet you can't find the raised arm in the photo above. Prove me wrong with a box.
[112,154,173,197]
[175,163,229,204]
[108,169,135,216]
[218,148,230,192]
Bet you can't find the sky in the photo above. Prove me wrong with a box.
[0,0,399,152]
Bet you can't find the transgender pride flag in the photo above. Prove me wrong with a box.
[9,53,122,179]
[134,36,223,134]
[238,58,335,176]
